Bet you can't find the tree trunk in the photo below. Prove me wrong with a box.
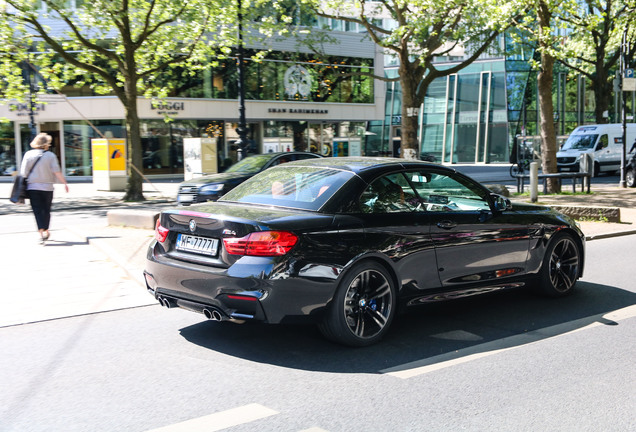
[399,62,422,160]
[593,71,611,124]
[121,55,144,202]
[122,88,145,201]
[538,51,561,193]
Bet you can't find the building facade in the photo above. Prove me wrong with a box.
[0,29,385,179]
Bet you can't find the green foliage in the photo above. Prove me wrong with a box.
[0,0,298,199]
[2,0,225,100]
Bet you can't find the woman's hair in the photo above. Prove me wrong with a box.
[30,133,53,149]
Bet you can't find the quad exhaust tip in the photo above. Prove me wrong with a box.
[158,298,231,323]
[158,297,174,308]
[203,308,224,321]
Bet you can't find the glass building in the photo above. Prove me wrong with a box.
[368,33,635,164]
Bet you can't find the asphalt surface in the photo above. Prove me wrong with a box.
[0,177,635,329]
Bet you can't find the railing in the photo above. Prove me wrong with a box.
[515,172,592,194]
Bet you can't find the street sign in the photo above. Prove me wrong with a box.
[626,69,634,78]
[623,77,636,91]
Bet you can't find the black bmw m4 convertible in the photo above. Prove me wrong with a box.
[144,157,585,346]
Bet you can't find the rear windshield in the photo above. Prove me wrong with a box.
[561,134,598,150]
[225,154,273,174]
[220,165,355,211]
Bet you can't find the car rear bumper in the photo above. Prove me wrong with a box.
[144,241,337,324]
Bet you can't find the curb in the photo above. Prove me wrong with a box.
[549,205,620,223]
[66,225,153,291]
[585,230,636,241]
[107,209,159,230]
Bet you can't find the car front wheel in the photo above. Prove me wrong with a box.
[319,261,396,347]
[537,233,581,297]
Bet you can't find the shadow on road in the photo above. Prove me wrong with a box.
[179,282,636,373]
[40,235,120,247]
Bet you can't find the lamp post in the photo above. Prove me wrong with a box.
[621,27,628,188]
[25,55,37,142]
[235,0,248,160]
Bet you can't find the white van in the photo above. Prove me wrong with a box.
[557,124,636,175]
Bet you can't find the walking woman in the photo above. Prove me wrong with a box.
[20,133,69,243]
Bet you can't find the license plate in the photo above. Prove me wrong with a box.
[178,195,194,203]
[175,234,219,256]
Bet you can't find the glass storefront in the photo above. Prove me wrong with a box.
[420,63,509,164]
[375,54,600,164]
[0,122,16,176]
[264,120,366,156]
[1,44,378,178]
[144,52,374,105]
[54,118,371,178]
[64,120,125,176]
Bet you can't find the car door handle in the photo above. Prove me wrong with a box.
[436,220,457,229]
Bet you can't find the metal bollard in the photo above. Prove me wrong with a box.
[530,162,539,202]
[580,153,592,191]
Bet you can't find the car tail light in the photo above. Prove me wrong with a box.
[224,231,298,256]
[155,219,169,243]
[227,294,258,302]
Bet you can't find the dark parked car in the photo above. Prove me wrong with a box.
[145,157,585,346]
[177,151,321,205]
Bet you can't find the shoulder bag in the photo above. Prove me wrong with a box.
[10,152,45,204]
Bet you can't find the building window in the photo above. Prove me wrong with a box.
[0,122,16,176]
[63,120,125,176]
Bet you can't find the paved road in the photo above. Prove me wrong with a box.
[0,223,634,431]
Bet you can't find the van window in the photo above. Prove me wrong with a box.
[597,134,608,150]
[561,134,598,150]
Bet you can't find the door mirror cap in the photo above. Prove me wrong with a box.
[492,194,512,211]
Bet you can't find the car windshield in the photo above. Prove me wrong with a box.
[220,165,355,211]
[225,154,274,174]
[561,134,598,150]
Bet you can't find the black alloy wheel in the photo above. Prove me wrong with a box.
[538,234,581,297]
[319,262,396,347]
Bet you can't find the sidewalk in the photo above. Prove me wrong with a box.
[512,183,636,239]
[0,180,179,328]
[1,178,635,328]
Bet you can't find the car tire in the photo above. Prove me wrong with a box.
[319,261,396,347]
[626,168,636,188]
[536,233,581,297]
[593,162,600,177]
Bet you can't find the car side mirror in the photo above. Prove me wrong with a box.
[492,194,512,212]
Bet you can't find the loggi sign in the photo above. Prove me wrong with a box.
[8,102,45,116]
[151,101,185,115]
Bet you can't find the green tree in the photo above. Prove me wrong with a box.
[513,0,579,192]
[0,0,245,201]
[305,0,521,160]
[559,0,634,124]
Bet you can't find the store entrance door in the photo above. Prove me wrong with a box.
[39,122,61,163]
[17,122,61,162]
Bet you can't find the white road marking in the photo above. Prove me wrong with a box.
[382,304,636,379]
[299,428,330,432]
[145,403,278,432]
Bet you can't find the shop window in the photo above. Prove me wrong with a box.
[0,123,16,177]
[63,120,125,176]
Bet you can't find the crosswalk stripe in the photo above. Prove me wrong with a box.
[145,403,278,432]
